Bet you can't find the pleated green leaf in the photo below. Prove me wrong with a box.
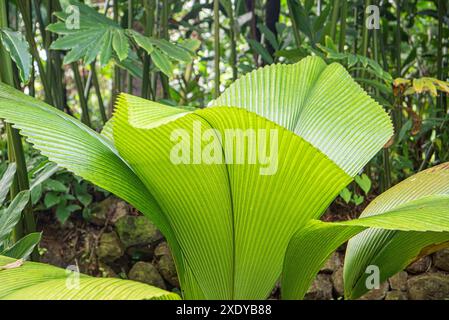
[0,256,181,300]
[0,83,186,291]
[210,55,393,177]
[113,93,353,298]
[112,55,391,298]
[0,162,16,205]
[0,56,393,300]
[344,162,449,299]
[282,193,449,300]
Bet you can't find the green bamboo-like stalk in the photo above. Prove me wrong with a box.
[214,0,220,98]
[0,0,36,243]
[287,0,301,48]
[373,13,392,190]
[394,0,401,78]
[127,0,133,94]
[393,0,403,132]
[159,0,170,98]
[142,0,155,99]
[91,62,107,124]
[338,0,347,52]
[330,0,340,41]
[359,0,370,78]
[111,0,121,116]
[436,0,444,116]
[71,62,92,127]
[420,0,445,170]
[229,0,238,82]
[17,0,54,105]
[352,6,358,56]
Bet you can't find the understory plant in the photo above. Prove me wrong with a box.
[0,163,40,260]
[0,56,449,300]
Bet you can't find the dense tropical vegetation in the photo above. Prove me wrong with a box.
[0,0,448,301]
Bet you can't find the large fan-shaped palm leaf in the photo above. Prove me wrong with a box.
[2,56,444,300]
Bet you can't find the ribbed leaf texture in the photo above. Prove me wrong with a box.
[282,163,449,299]
[344,162,449,299]
[210,56,393,177]
[0,256,181,300]
[0,56,394,299]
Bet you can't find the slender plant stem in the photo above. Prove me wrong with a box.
[338,0,347,52]
[111,0,121,116]
[393,0,403,131]
[127,0,133,94]
[159,0,170,98]
[352,6,358,56]
[214,0,220,98]
[17,0,54,105]
[287,0,301,48]
[229,0,238,81]
[71,62,92,127]
[436,0,444,116]
[0,0,36,246]
[395,0,401,77]
[330,0,340,41]
[359,0,370,78]
[142,0,155,99]
[91,62,107,124]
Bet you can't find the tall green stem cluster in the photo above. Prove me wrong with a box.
[0,0,36,245]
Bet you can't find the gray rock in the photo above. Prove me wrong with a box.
[305,274,333,300]
[89,197,129,226]
[358,281,389,300]
[98,263,118,278]
[406,256,431,274]
[388,271,408,291]
[115,215,163,248]
[321,252,342,274]
[128,261,166,289]
[332,267,344,297]
[154,242,171,257]
[155,242,179,287]
[385,290,408,300]
[433,249,449,272]
[408,273,449,300]
[97,232,124,262]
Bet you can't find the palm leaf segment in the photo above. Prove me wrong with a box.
[0,56,395,299]
[0,256,180,300]
[282,163,449,299]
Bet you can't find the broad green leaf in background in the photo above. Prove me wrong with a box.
[0,28,32,84]
[0,163,16,205]
[0,191,29,243]
[128,30,154,54]
[0,256,181,300]
[247,38,274,64]
[148,38,192,63]
[151,48,173,77]
[47,0,195,76]
[339,188,352,203]
[355,174,371,195]
[112,29,129,61]
[1,232,41,260]
[282,163,449,300]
